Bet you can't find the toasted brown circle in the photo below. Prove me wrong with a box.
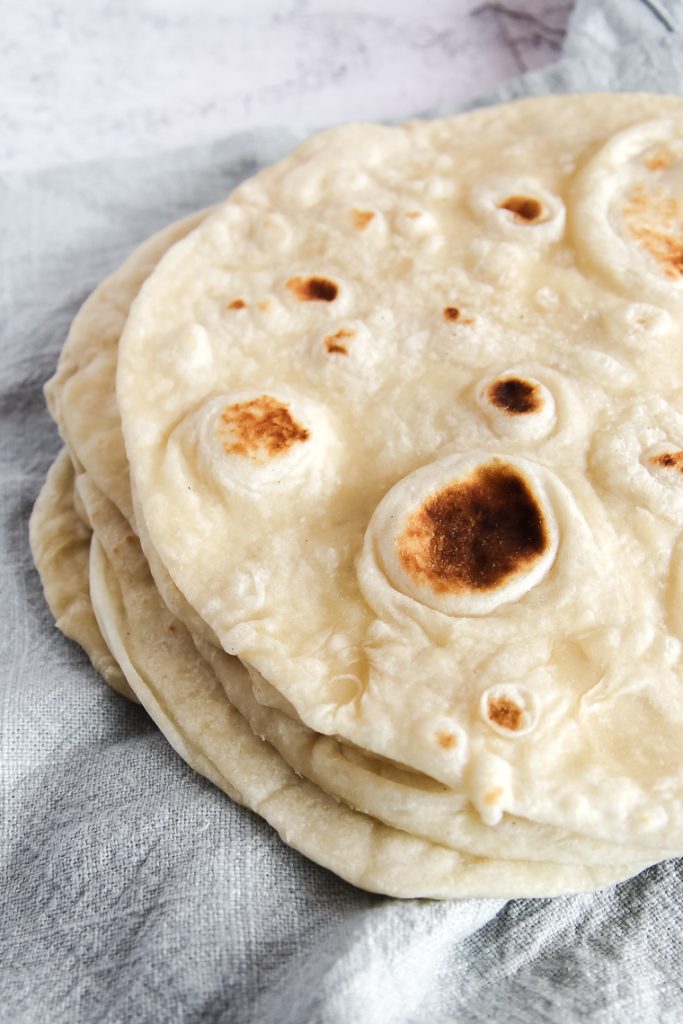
[228,299,247,309]
[499,195,543,222]
[218,396,310,460]
[650,450,683,473]
[487,377,541,415]
[397,462,549,593]
[622,183,683,279]
[287,276,339,301]
[443,306,460,322]
[351,209,375,230]
[487,696,523,731]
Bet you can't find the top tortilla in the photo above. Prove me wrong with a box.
[116,93,683,847]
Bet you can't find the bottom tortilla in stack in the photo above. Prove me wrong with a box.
[29,203,672,896]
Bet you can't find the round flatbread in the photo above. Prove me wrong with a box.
[45,205,674,867]
[116,93,683,848]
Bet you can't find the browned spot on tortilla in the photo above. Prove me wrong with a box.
[623,183,683,279]
[218,396,309,460]
[258,299,272,311]
[487,696,523,731]
[287,275,338,302]
[645,145,675,172]
[443,306,460,321]
[125,534,136,546]
[168,623,177,634]
[436,730,458,750]
[499,195,543,222]
[406,210,422,219]
[351,209,375,230]
[324,327,354,355]
[650,451,683,473]
[228,299,246,309]
[488,377,541,415]
[397,462,548,593]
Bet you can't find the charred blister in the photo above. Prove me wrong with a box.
[488,377,541,415]
[307,319,381,384]
[469,176,565,244]
[365,454,560,618]
[590,397,683,525]
[286,275,339,302]
[397,463,549,594]
[217,395,310,462]
[477,371,556,440]
[480,684,537,737]
[650,450,683,473]
[324,327,354,355]
[442,305,475,325]
[498,195,544,222]
[171,389,330,496]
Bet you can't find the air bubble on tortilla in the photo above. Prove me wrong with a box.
[350,209,376,231]
[603,301,672,349]
[573,348,636,388]
[171,389,330,494]
[286,275,339,302]
[573,118,683,309]
[469,176,565,244]
[159,324,214,377]
[476,371,556,440]
[251,211,294,252]
[308,320,380,378]
[481,684,537,737]
[645,445,683,481]
[283,273,353,315]
[425,176,455,200]
[467,752,512,827]
[468,237,528,287]
[395,206,440,239]
[590,397,683,524]
[429,718,469,774]
[366,454,559,617]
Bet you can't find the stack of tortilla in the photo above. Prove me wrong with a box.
[30,93,683,898]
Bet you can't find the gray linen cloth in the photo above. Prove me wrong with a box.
[3,1,683,1020]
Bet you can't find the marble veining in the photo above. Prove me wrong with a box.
[1,0,573,171]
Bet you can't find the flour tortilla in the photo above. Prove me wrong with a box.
[43,207,675,869]
[117,93,683,848]
[29,449,134,701]
[77,467,648,898]
[46,210,207,524]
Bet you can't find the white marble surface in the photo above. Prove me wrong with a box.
[2,0,573,171]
